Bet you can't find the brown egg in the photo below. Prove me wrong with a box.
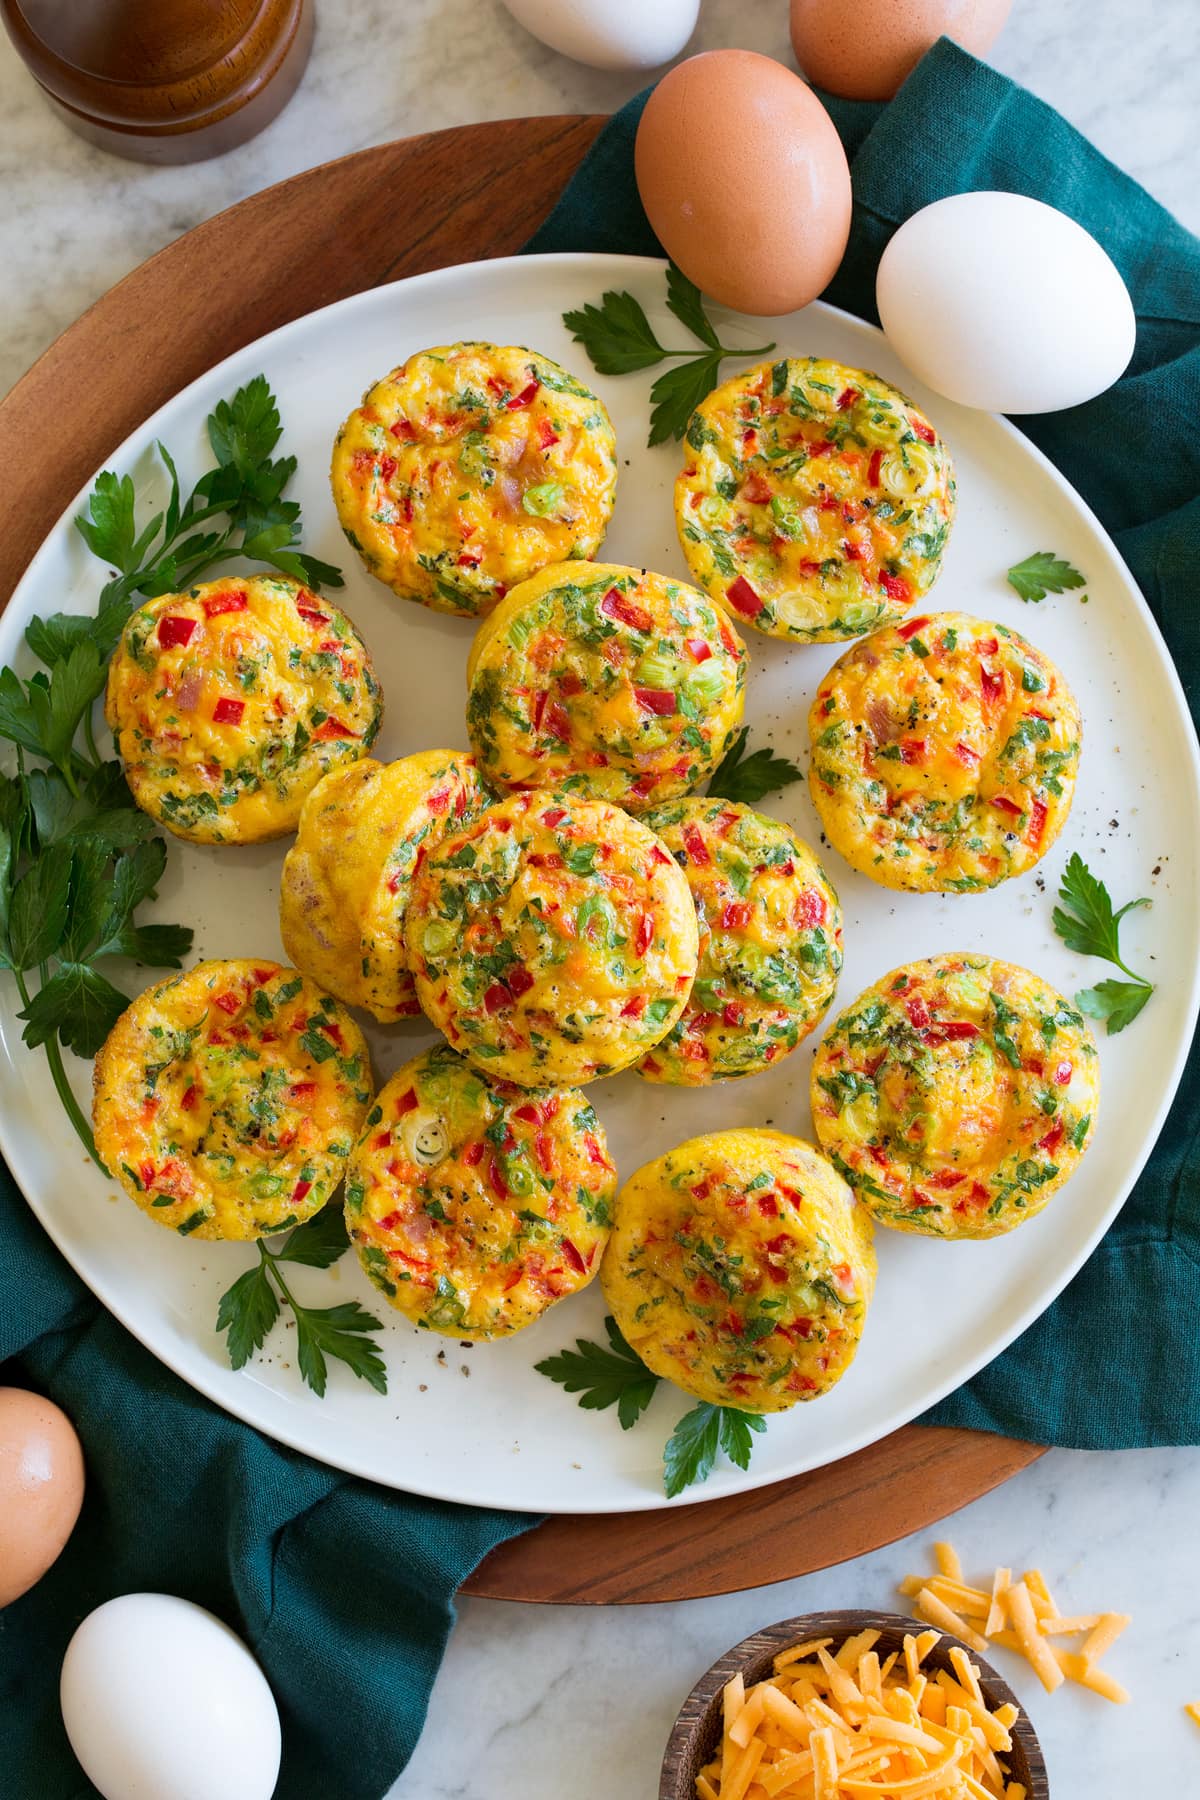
[634,49,851,317]
[0,1388,85,1607]
[790,0,1011,101]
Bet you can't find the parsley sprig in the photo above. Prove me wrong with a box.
[1006,552,1086,603]
[0,375,335,1164]
[216,1205,387,1398]
[62,374,342,665]
[564,265,776,447]
[535,1315,765,1497]
[707,727,803,805]
[0,762,189,1163]
[1052,852,1154,1032]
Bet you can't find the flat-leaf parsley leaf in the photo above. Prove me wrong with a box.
[1006,551,1086,603]
[1052,851,1154,1033]
[216,1206,387,1397]
[537,1314,766,1492]
[707,727,803,805]
[565,266,775,447]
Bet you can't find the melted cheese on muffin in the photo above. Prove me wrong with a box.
[404,791,699,1086]
[809,613,1082,892]
[601,1129,875,1411]
[279,750,492,1021]
[675,357,955,642]
[93,960,373,1242]
[810,955,1099,1239]
[347,1046,615,1338]
[637,798,842,1084]
[331,342,617,617]
[105,576,382,844]
[465,562,747,812]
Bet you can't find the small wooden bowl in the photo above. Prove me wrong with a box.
[661,1610,1049,1799]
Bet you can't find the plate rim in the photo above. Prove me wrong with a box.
[3,248,1198,1513]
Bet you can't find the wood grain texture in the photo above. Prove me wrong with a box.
[0,113,605,602]
[0,117,1041,1605]
[463,1426,1041,1603]
[658,1610,1049,1800]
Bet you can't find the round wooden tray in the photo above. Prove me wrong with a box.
[0,116,1041,1605]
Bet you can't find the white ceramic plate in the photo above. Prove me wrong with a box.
[2,254,1196,1513]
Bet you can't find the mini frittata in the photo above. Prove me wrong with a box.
[675,357,956,642]
[404,791,699,1086]
[636,799,842,1085]
[93,960,373,1242]
[105,576,382,844]
[465,562,747,813]
[809,613,1082,892]
[347,1046,615,1338]
[810,955,1100,1240]
[331,342,618,618]
[279,750,492,1022]
[601,1129,875,1412]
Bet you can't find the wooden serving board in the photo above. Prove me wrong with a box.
[0,116,1042,1605]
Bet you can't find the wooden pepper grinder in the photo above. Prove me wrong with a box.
[1,0,313,163]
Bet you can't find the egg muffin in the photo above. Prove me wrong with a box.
[676,357,955,642]
[279,750,492,1022]
[346,1046,615,1338]
[331,342,618,618]
[465,562,747,813]
[404,791,699,1086]
[602,1129,875,1412]
[105,576,382,844]
[93,960,373,1242]
[810,954,1099,1240]
[809,613,1082,892]
[636,798,842,1085]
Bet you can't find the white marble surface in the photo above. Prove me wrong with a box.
[0,0,1198,400]
[402,1449,1200,1800]
[2,3,1197,1796]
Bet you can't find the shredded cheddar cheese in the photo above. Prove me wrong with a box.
[697,1629,1025,1798]
[899,1541,1130,1706]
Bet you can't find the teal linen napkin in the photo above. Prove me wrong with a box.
[4,39,1199,1800]
[0,1184,538,1799]
[528,39,1200,1448]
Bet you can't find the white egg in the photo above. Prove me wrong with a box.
[876,191,1136,413]
[60,1593,281,1800]
[500,0,699,70]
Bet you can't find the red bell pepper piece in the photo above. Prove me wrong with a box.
[506,380,540,409]
[896,615,930,641]
[989,795,1023,819]
[681,824,710,866]
[314,718,356,740]
[507,965,534,999]
[912,418,937,444]
[725,576,763,618]
[600,588,652,633]
[685,638,712,663]
[635,913,654,956]
[792,889,828,927]
[202,590,247,618]
[837,386,860,410]
[157,615,196,648]
[212,697,245,726]
[879,571,911,603]
[868,448,885,486]
[634,686,676,716]
[483,983,511,1014]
